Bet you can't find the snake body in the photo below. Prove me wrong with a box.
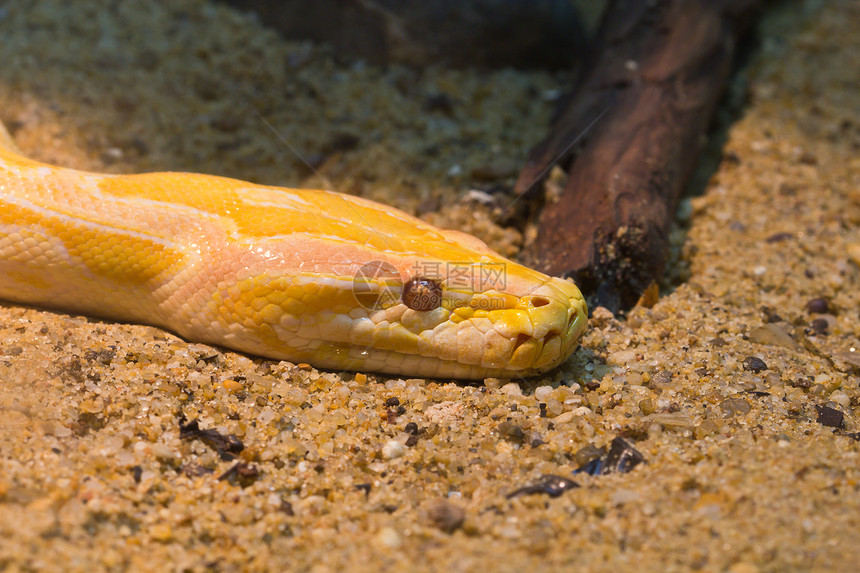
[0,120,586,379]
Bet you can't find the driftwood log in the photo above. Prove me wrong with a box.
[219,0,585,69]
[515,0,764,313]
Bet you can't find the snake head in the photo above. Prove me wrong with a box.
[345,257,588,379]
[202,212,588,379]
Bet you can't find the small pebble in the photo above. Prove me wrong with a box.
[507,474,579,498]
[381,439,405,460]
[534,386,553,401]
[650,370,674,386]
[500,382,523,397]
[694,420,720,439]
[639,398,655,415]
[805,298,830,314]
[720,397,752,417]
[375,527,402,549]
[809,318,829,335]
[815,405,844,429]
[828,390,850,410]
[543,398,564,417]
[426,499,465,533]
[150,443,178,462]
[222,379,243,392]
[552,411,575,424]
[742,356,768,373]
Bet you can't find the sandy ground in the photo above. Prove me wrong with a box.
[0,1,858,571]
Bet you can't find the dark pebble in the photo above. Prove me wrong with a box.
[498,421,525,443]
[84,347,117,366]
[809,318,829,335]
[426,499,466,533]
[742,356,768,373]
[765,232,793,243]
[806,298,829,314]
[386,409,399,424]
[385,397,401,407]
[585,381,601,391]
[602,437,645,475]
[279,500,295,516]
[650,370,674,386]
[404,422,419,435]
[180,419,244,459]
[760,306,784,323]
[799,151,817,165]
[815,405,844,429]
[575,437,645,476]
[355,483,372,496]
[746,388,771,397]
[507,474,579,498]
[218,462,261,487]
[790,376,814,389]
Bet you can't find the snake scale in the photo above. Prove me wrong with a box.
[0,119,587,379]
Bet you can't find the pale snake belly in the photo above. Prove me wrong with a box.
[0,120,587,379]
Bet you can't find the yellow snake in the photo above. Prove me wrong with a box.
[0,119,587,379]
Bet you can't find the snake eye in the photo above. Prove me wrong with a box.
[402,277,442,311]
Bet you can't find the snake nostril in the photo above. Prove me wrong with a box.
[530,296,550,308]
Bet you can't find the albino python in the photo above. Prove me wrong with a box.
[0,119,587,379]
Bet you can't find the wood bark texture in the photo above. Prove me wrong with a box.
[516,0,764,312]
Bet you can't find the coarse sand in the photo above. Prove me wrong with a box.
[0,1,858,571]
